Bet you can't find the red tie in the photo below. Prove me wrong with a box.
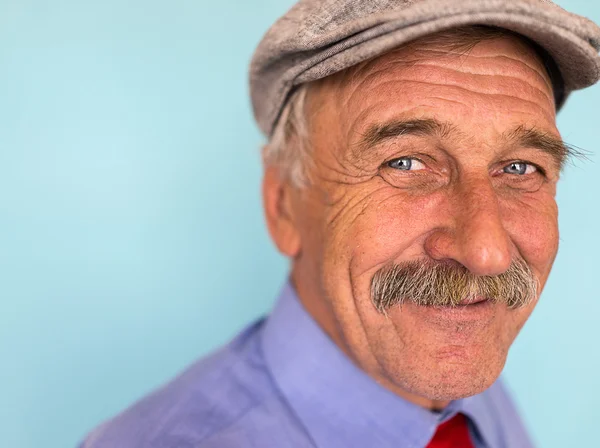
[426,413,475,448]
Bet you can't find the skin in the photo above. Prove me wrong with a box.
[263,34,561,410]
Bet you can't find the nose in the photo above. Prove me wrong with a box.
[425,176,512,277]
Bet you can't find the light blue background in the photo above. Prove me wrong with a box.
[0,1,598,447]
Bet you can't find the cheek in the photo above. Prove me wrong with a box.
[501,193,559,282]
[330,185,446,277]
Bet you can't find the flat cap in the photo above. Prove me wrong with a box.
[250,0,600,137]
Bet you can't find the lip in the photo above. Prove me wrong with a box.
[432,298,493,314]
[457,296,489,306]
[401,299,497,326]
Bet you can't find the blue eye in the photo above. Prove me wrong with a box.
[504,162,536,175]
[387,158,425,171]
[388,158,412,170]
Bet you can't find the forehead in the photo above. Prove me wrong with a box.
[307,33,557,146]
[339,30,554,88]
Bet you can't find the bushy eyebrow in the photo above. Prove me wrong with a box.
[356,118,586,171]
[502,125,584,171]
[357,118,456,151]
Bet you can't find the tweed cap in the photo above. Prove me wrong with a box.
[250,0,600,137]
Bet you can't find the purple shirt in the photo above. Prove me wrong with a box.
[79,282,534,447]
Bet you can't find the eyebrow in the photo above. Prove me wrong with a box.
[357,118,578,170]
[358,118,456,150]
[502,125,571,170]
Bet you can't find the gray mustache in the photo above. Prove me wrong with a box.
[370,258,538,314]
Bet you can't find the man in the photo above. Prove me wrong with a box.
[80,1,600,447]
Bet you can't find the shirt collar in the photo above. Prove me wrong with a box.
[462,383,514,448]
[260,281,501,448]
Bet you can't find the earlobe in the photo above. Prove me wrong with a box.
[262,166,302,258]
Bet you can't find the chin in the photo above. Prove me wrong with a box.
[399,354,507,401]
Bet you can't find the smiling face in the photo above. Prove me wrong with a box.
[263,31,563,408]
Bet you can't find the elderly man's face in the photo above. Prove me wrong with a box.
[264,34,561,407]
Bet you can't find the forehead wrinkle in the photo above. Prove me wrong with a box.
[351,78,555,123]
[338,60,554,128]
[337,61,417,116]
[464,53,552,92]
[339,45,426,92]
[409,68,553,106]
[344,58,554,110]
[409,57,553,103]
[336,36,552,99]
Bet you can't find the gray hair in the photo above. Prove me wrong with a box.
[262,84,311,187]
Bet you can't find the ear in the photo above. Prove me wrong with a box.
[262,165,302,258]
